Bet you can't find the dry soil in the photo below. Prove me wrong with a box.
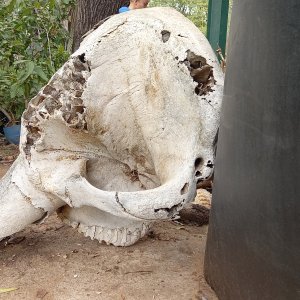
[0,136,217,300]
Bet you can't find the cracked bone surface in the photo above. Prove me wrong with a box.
[0,7,223,246]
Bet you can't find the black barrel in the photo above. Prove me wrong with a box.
[204,1,300,299]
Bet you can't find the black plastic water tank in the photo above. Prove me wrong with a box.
[204,1,300,299]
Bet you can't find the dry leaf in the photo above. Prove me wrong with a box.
[0,288,18,294]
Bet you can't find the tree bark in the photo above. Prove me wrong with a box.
[69,0,129,52]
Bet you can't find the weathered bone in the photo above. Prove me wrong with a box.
[0,8,223,246]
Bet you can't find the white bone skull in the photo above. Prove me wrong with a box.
[0,8,223,246]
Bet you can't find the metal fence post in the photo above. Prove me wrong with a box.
[207,0,229,57]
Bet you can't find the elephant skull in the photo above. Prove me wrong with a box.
[0,7,223,246]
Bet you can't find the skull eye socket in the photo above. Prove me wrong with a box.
[194,157,203,170]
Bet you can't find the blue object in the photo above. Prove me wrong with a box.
[3,124,21,145]
[119,6,130,13]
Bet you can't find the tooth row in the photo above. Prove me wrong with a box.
[61,217,151,246]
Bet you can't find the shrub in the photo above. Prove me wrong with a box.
[0,0,74,123]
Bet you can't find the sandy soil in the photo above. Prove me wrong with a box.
[0,137,217,300]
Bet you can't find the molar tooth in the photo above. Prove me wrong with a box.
[125,228,132,245]
[119,228,127,246]
[102,227,110,245]
[95,226,103,242]
[132,228,141,242]
[85,226,96,239]
[78,223,88,235]
[105,228,113,244]
[110,229,119,245]
[70,221,79,229]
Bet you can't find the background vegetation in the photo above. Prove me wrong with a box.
[0,0,74,123]
[150,0,233,35]
[150,0,208,33]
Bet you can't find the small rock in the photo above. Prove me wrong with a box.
[36,289,48,299]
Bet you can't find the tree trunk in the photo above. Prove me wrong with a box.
[69,0,129,52]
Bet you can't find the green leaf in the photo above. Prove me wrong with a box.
[13,59,30,65]
[34,1,41,9]
[48,64,56,74]
[49,0,55,9]
[5,0,17,13]
[34,66,48,81]
[18,61,35,83]
[10,84,18,98]
[10,83,24,98]
[0,288,18,294]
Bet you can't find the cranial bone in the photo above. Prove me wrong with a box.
[0,7,223,246]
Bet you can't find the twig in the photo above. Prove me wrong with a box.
[45,29,53,68]
[124,270,153,275]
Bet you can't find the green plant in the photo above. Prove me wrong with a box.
[150,0,233,37]
[0,0,74,124]
[150,0,209,34]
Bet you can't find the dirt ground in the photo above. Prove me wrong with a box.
[0,136,217,300]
